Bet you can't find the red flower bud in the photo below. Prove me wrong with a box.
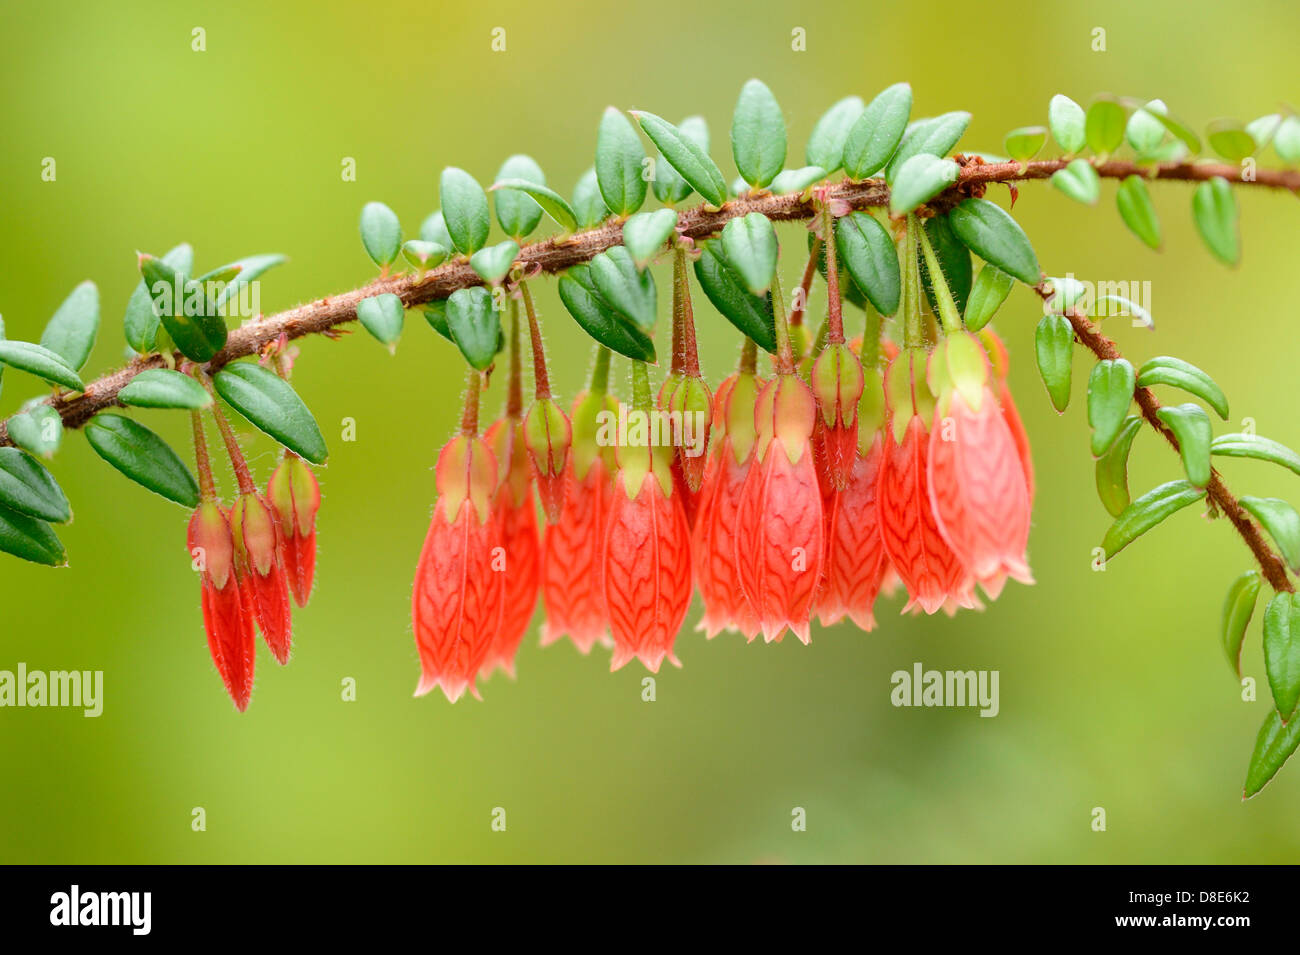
[602,442,691,672]
[810,342,865,491]
[229,491,293,664]
[480,418,541,679]
[541,391,614,654]
[189,501,255,711]
[735,374,825,643]
[523,397,572,524]
[267,453,320,608]
[412,434,503,702]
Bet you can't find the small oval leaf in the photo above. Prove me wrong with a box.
[440,168,492,256]
[1244,704,1300,798]
[631,110,728,207]
[491,178,577,233]
[444,287,502,371]
[595,108,648,217]
[359,201,402,268]
[213,363,328,464]
[842,82,912,180]
[721,212,778,296]
[1155,403,1213,487]
[886,111,970,183]
[888,154,959,215]
[469,239,519,285]
[84,413,199,507]
[1211,433,1300,477]
[40,281,99,371]
[731,79,786,189]
[6,405,62,459]
[1048,94,1086,153]
[1222,570,1262,679]
[806,96,865,174]
[948,198,1041,285]
[1191,176,1240,267]
[1095,415,1143,517]
[1136,356,1229,420]
[836,212,902,317]
[0,446,70,522]
[0,503,64,566]
[493,155,546,238]
[1102,479,1204,559]
[1003,125,1047,161]
[1264,592,1300,720]
[590,246,657,329]
[1050,158,1101,205]
[1035,314,1074,413]
[572,167,610,228]
[1240,497,1300,573]
[693,242,776,353]
[621,209,678,270]
[0,341,83,391]
[1116,175,1162,250]
[557,267,656,363]
[963,264,1015,332]
[138,255,228,362]
[1087,358,1136,455]
[1085,99,1127,155]
[117,368,213,410]
[356,293,405,349]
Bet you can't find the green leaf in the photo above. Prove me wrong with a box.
[693,241,776,353]
[1095,416,1143,517]
[419,211,452,247]
[590,246,657,329]
[0,502,64,566]
[1035,314,1074,413]
[84,413,199,507]
[1125,100,1168,155]
[0,447,70,522]
[1136,356,1228,420]
[1206,119,1256,162]
[493,154,545,238]
[557,266,656,362]
[0,341,83,391]
[842,82,912,180]
[572,168,610,228]
[920,214,972,317]
[769,165,827,194]
[491,179,577,233]
[6,404,62,458]
[963,264,1014,332]
[469,239,519,284]
[595,107,647,216]
[886,111,970,183]
[1222,570,1262,679]
[206,253,288,309]
[1275,116,1300,162]
[402,239,450,271]
[1264,591,1300,719]
[422,300,452,342]
[356,293,405,350]
[1050,158,1100,205]
[1048,94,1086,153]
[213,363,328,464]
[138,255,228,362]
[1092,294,1154,329]
[1244,705,1300,798]
[652,116,709,204]
[1004,125,1047,161]
[631,110,728,207]
[1087,358,1135,455]
[947,198,1041,285]
[806,96,865,174]
[358,201,401,268]
[731,79,786,188]
[1191,177,1239,266]
[440,168,491,255]
[1155,403,1213,487]
[118,368,213,410]
[720,213,778,296]
[1116,175,1161,250]
[1102,479,1204,559]
[1,315,8,402]
[1241,497,1300,572]
[40,281,99,372]
[836,212,901,317]
[1211,433,1300,477]
[621,209,678,271]
[889,154,958,215]
[444,287,501,371]
[1084,99,1127,155]
[1147,106,1202,155]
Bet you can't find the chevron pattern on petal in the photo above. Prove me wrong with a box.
[736,438,824,644]
[998,381,1035,504]
[482,487,541,678]
[878,415,969,615]
[818,437,887,630]
[541,459,610,653]
[692,441,759,639]
[602,472,692,672]
[412,499,504,702]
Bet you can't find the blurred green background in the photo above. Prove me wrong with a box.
[1,0,1298,863]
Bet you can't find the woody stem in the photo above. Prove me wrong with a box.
[901,217,923,348]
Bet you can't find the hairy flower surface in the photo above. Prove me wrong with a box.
[189,501,255,711]
[267,452,320,608]
[229,491,293,664]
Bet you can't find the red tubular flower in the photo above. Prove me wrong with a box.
[877,349,974,616]
[480,417,541,679]
[523,397,571,524]
[412,432,504,702]
[735,373,825,644]
[817,434,888,631]
[189,501,255,711]
[229,491,294,664]
[540,395,614,654]
[979,328,1035,504]
[267,452,320,608]
[810,342,865,491]
[927,332,1033,600]
[602,439,692,673]
[692,371,762,640]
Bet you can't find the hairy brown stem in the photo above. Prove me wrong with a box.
[2,157,1296,449]
[1035,283,1295,593]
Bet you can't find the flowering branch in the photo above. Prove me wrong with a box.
[3,157,1297,450]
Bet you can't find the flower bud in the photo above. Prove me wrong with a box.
[229,491,293,664]
[664,373,712,492]
[188,502,254,711]
[267,453,320,608]
[811,342,865,489]
[523,397,572,523]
